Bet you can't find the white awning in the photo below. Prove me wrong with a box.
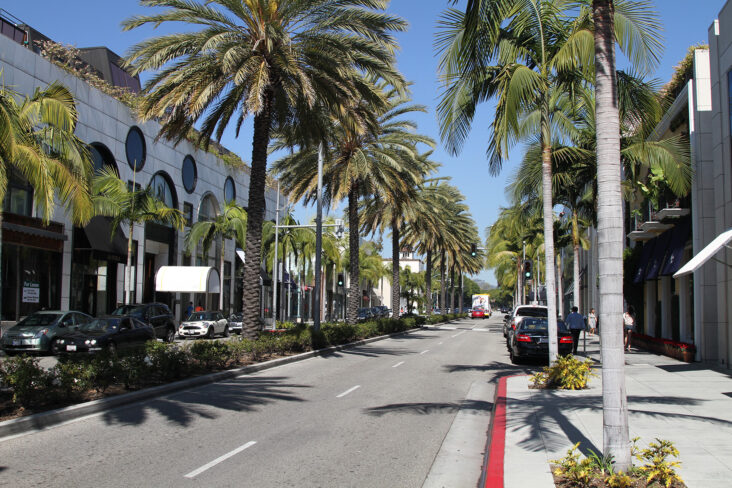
[155,266,220,293]
[673,228,732,278]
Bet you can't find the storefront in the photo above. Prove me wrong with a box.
[1,213,64,321]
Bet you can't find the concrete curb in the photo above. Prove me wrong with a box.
[0,324,441,440]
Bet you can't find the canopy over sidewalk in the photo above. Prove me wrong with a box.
[154,266,220,293]
[674,228,732,277]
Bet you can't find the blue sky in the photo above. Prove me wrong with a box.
[2,0,725,284]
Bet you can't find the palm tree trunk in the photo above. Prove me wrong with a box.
[541,111,559,365]
[241,90,273,338]
[346,183,360,324]
[557,252,564,316]
[391,220,400,319]
[425,248,433,314]
[219,238,225,311]
[594,0,631,471]
[126,222,134,305]
[573,216,581,313]
[458,272,463,313]
[439,250,446,313]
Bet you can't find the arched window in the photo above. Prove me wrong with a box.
[182,155,197,193]
[125,126,146,171]
[149,172,177,209]
[89,142,118,175]
[198,193,220,222]
[224,176,236,203]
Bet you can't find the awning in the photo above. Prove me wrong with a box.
[661,218,691,276]
[235,248,272,285]
[75,216,127,260]
[633,238,656,284]
[645,229,673,280]
[155,266,220,293]
[674,228,732,278]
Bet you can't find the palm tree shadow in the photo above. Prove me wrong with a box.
[101,375,309,427]
[364,399,494,417]
[443,361,542,374]
[322,346,412,358]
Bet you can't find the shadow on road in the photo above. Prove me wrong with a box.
[443,361,540,374]
[322,346,413,359]
[101,375,308,428]
[364,399,494,417]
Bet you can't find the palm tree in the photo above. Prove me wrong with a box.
[123,0,406,334]
[274,87,428,324]
[92,168,185,304]
[184,201,247,313]
[0,81,94,320]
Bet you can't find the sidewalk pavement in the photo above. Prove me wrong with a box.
[499,334,732,488]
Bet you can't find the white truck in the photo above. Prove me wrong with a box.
[471,294,491,317]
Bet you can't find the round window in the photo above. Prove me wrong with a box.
[125,126,146,171]
[182,155,197,193]
[89,142,117,175]
[224,176,236,203]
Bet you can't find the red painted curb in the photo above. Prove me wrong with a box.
[483,375,508,488]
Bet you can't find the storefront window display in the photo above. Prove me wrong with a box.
[1,243,61,321]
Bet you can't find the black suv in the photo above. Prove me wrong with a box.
[110,303,177,342]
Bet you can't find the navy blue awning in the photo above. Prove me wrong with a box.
[645,229,673,280]
[661,218,691,276]
[634,238,656,284]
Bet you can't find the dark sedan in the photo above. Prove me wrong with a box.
[509,318,573,363]
[53,317,154,354]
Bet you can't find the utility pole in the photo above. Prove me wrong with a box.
[522,240,526,305]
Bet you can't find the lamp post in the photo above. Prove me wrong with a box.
[271,181,281,329]
[313,143,324,330]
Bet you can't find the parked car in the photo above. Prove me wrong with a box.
[357,308,373,322]
[54,316,154,354]
[471,308,485,319]
[503,305,549,339]
[178,311,229,339]
[508,317,573,363]
[110,303,177,342]
[1,310,93,355]
[373,306,390,317]
[228,313,243,335]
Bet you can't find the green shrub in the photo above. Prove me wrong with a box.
[85,353,120,393]
[145,341,190,381]
[356,321,379,338]
[531,354,595,390]
[551,443,594,486]
[51,359,92,400]
[117,348,149,390]
[635,438,683,487]
[277,321,297,329]
[0,355,53,408]
[321,323,358,345]
[401,317,416,329]
[228,337,253,363]
[190,340,233,370]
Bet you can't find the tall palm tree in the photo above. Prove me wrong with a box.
[123,0,406,334]
[93,168,185,304]
[184,201,247,312]
[0,81,94,320]
[274,87,427,324]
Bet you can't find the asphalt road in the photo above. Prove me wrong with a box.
[0,315,534,488]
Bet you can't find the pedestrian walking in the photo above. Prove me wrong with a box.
[587,308,597,335]
[195,301,204,312]
[565,306,585,355]
[623,306,635,352]
[186,301,194,319]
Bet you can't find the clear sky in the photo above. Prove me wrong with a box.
[2,0,725,284]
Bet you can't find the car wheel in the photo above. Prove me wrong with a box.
[223,325,230,338]
[165,328,176,343]
[206,326,214,339]
[509,346,519,364]
[107,342,117,355]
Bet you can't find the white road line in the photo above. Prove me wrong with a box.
[438,342,443,345]
[336,385,361,398]
[392,361,405,368]
[451,331,466,338]
[184,441,256,478]
[419,349,430,355]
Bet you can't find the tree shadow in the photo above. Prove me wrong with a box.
[321,346,413,359]
[443,361,541,374]
[364,399,494,417]
[101,375,308,428]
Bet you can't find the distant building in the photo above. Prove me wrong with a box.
[376,249,423,313]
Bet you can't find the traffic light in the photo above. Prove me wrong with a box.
[470,244,477,257]
[337,273,344,287]
[523,260,532,279]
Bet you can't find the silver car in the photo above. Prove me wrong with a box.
[178,311,229,339]
[228,313,243,335]
[1,310,93,354]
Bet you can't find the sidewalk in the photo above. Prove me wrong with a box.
[498,334,732,488]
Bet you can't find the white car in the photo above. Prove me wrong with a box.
[178,311,229,339]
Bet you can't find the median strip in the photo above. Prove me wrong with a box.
[184,440,257,478]
[336,385,361,398]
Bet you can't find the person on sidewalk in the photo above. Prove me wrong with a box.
[623,306,635,352]
[565,306,585,355]
[587,308,597,335]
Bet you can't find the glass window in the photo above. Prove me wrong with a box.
[125,126,146,171]
[182,155,197,193]
[2,169,33,216]
[198,194,219,222]
[183,202,193,227]
[224,177,235,203]
[89,142,118,175]
[149,172,176,209]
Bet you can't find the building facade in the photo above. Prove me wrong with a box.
[0,14,280,325]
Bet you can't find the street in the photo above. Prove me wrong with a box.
[0,315,536,487]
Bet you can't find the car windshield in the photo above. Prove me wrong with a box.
[188,312,217,321]
[78,319,116,332]
[18,313,62,327]
[519,318,567,332]
[111,305,144,318]
[516,308,547,318]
